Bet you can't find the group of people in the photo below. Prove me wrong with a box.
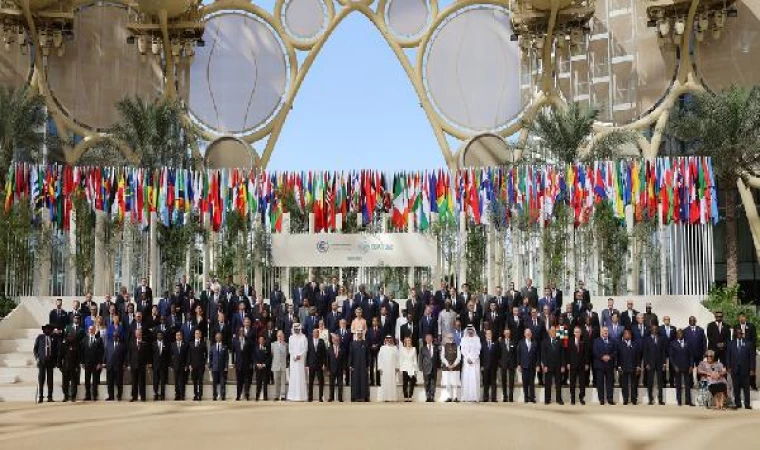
[33,276,757,410]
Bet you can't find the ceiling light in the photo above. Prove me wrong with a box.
[151,38,160,55]
[715,10,726,28]
[658,18,670,36]
[674,18,685,35]
[699,14,709,31]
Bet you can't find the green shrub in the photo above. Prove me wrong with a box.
[701,286,760,328]
[0,296,18,318]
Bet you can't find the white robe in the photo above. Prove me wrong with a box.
[377,345,399,401]
[441,344,462,387]
[286,333,308,401]
[460,336,482,402]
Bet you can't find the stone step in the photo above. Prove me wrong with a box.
[10,329,44,339]
[0,374,20,384]
[0,338,35,353]
[0,353,34,367]
[2,384,760,406]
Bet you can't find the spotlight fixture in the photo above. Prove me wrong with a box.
[137,35,146,54]
[695,28,704,42]
[712,26,721,39]
[714,10,726,28]
[171,39,180,57]
[658,18,670,36]
[510,34,518,42]
[196,38,205,47]
[699,14,709,31]
[126,35,135,44]
[151,38,160,55]
[556,33,566,49]
[726,8,738,18]
[674,18,685,35]
[52,31,63,48]
[38,29,48,47]
[535,36,544,49]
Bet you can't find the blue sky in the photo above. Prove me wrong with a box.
[244,0,457,170]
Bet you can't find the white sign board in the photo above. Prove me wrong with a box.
[271,233,438,267]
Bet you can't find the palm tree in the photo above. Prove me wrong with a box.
[107,96,198,169]
[0,86,47,185]
[668,85,760,290]
[525,102,637,164]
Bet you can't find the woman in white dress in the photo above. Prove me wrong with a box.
[286,323,308,401]
[317,319,330,343]
[460,325,482,402]
[399,337,419,402]
[376,335,399,402]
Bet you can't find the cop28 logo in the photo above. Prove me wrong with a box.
[316,241,329,253]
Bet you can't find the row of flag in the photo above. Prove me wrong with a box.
[3,157,718,232]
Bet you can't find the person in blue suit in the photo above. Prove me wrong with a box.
[642,324,667,405]
[516,328,539,403]
[209,331,229,401]
[593,326,617,405]
[670,329,694,406]
[617,329,641,405]
[726,328,755,409]
[683,316,706,382]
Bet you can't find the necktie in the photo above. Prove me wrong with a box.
[90,337,93,347]
[335,347,338,357]
[604,339,608,345]
[159,342,163,354]
[46,337,50,357]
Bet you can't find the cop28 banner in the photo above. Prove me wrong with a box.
[271,233,438,267]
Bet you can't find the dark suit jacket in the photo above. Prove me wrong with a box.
[706,321,731,353]
[134,286,153,303]
[726,339,756,375]
[540,338,564,370]
[399,323,419,345]
[592,338,617,370]
[80,335,104,368]
[506,315,523,339]
[104,339,126,369]
[188,341,208,369]
[738,323,757,349]
[366,327,384,353]
[327,344,347,375]
[683,326,706,361]
[481,340,500,372]
[419,314,437,339]
[620,309,639,329]
[152,340,170,369]
[33,334,59,365]
[617,340,641,372]
[253,343,272,369]
[170,341,188,371]
[460,310,482,332]
[669,340,691,371]
[516,339,539,369]
[307,338,327,370]
[642,335,667,368]
[567,337,591,370]
[483,311,504,336]
[498,338,517,369]
[127,339,150,369]
[232,338,252,370]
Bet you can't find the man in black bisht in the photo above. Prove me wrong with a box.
[349,328,370,402]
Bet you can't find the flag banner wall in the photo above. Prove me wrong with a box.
[4,157,718,231]
[271,233,438,267]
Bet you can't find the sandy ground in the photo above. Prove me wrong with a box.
[0,402,758,449]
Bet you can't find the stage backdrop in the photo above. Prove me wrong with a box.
[271,233,438,267]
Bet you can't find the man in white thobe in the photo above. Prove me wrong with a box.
[287,323,308,401]
[460,325,482,402]
[377,335,399,402]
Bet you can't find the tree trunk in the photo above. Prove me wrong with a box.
[725,186,738,289]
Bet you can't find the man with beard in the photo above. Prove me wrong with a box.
[33,324,58,403]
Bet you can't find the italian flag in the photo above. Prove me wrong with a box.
[392,173,407,229]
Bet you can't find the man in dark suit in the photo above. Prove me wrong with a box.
[593,327,617,405]
[504,282,522,309]
[209,332,229,401]
[366,317,383,386]
[59,330,81,402]
[406,289,424,325]
[307,328,327,402]
[481,329,500,402]
[253,335,271,401]
[737,313,757,390]
[104,331,126,401]
[520,278,538,308]
[150,330,169,400]
[170,331,188,401]
[659,316,676,387]
[683,316,706,381]
[526,309,545,345]
[727,328,755,409]
[620,300,638,330]
[324,302,342,334]
[483,301,504,338]
[314,285,330,319]
[617,329,641,405]
[33,324,58,403]
[232,328,252,400]
[127,328,149,402]
[419,333,439,402]
[80,325,104,401]
[419,306,437,345]
[567,326,590,404]
[337,319,352,384]
[64,314,85,343]
[400,312,420,349]
[706,311,731,364]
[498,328,517,402]
[134,277,153,305]
[269,283,285,317]
[506,306,524,341]
[516,328,539,403]
[328,333,346,402]
[461,302,482,334]
[541,327,564,405]
[669,329,694,406]
[642,324,667,405]
[188,329,208,401]
[433,281,448,309]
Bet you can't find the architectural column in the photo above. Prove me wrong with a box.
[458,212,466,286]
[625,205,636,295]
[65,209,76,295]
[121,216,133,292]
[93,211,107,296]
[282,212,292,300]
[202,212,211,287]
[35,216,52,296]
[659,208,668,295]
[149,212,161,294]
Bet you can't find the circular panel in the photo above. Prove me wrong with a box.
[387,0,429,38]
[423,6,522,133]
[0,42,32,88]
[205,137,258,169]
[187,13,289,135]
[46,4,162,131]
[282,0,328,41]
[694,0,760,91]
[556,1,677,125]
[461,134,512,167]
